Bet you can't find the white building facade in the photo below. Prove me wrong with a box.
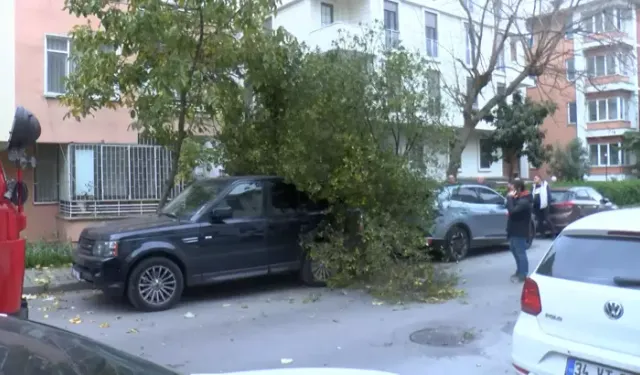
[270,0,535,179]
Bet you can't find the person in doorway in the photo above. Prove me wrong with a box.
[506,179,532,283]
[532,175,555,237]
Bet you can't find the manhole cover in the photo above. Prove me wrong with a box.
[409,326,477,347]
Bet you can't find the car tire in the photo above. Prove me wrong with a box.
[126,257,184,312]
[444,225,470,262]
[300,252,330,287]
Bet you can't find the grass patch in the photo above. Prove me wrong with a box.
[25,241,73,269]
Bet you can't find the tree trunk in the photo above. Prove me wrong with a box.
[157,129,187,210]
[446,125,474,177]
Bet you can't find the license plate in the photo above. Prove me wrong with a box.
[566,358,634,375]
[71,268,81,281]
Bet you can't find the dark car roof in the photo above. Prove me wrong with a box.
[200,175,281,182]
[0,315,179,375]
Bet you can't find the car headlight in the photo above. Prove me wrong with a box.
[92,241,118,258]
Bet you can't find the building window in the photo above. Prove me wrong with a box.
[34,144,60,203]
[465,0,474,12]
[60,143,185,218]
[510,39,518,62]
[467,76,478,109]
[425,11,438,57]
[426,69,441,115]
[583,8,627,33]
[465,23,473,65]
[565,14,574,39]
[263,16,273,31]
[590,143,625,166]
[567,102,577,125]
[566,57,575,81]
[320,3,334,26]
[587,97,627,122]
[479,138,493,169]
[586,54,620,77]
[497,82,506,96]
[45,35,73,95]
[384,1,399,49]
[496,33,505,71]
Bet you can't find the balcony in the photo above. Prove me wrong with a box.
[582,31,635,50]
[584,75,635,93]
[307,22,366,52]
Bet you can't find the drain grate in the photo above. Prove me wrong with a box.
[409,326,477,347]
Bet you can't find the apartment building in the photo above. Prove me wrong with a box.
[0,0,183,241]
[528,1,639,180]
[270,0,535,179]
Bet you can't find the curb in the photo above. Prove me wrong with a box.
[23,281,94,296]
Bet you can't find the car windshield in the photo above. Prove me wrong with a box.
[160,179,230,220]
[537,234,640,288]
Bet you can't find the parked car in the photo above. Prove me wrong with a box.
[547,186,618,235]
[426,184,535,261]
[512,207,640,375]
[0,314,179,374]
[72,176,335,312]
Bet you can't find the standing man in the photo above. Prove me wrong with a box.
[506,180,532,283]
[532,175,554,237]
[446,175,456,185]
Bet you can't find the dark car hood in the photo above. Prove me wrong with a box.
[81,215,180,239]
[0,315,179,375]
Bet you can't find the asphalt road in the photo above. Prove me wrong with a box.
[28,239,553,375]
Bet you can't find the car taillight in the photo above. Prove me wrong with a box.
[552,201,574,208]
[521,277,542,316]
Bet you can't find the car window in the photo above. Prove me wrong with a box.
[450,186,481,204]
[586,188,604,201]
[219,181,264,218]
[269,182,299,215]
[474,187,504,204]
[537,234,640,288]
[550,190,569,202]
[574,189,593,201]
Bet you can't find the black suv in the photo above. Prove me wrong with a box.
[71,176,331,312]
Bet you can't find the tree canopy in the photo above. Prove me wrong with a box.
[61,0,278,206]
[548,139,590,181]
[216,27,458,300]
[483,91,555,178]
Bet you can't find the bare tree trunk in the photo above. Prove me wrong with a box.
[446,126,474,177]
[158,129,187,209]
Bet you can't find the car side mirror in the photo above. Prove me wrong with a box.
[210,206,233,222]
[600,198,610,204]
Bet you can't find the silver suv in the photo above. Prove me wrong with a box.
[427,184,535,261]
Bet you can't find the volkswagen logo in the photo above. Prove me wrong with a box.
[604,301,624,320]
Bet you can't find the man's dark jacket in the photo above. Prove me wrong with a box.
[506,192,532,238]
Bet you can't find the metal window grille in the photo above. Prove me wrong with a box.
[59,143,184,218]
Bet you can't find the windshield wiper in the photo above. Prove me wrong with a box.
[613,276,640,287]
[159,212,178,219]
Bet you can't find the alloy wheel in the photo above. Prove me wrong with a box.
[138,265,177,306]
[449,228,468,260]
[311,258,332,282]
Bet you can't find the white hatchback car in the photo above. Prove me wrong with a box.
[511,207,640,375]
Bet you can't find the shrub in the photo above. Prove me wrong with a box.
[548,139,590,181]
[25,241,73,269]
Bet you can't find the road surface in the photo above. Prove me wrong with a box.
[27,239,553,375]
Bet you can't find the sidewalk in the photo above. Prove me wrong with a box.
[23,266,92,296]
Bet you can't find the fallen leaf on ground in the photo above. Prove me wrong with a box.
[127,328,139,334]
[43,314,49,319]
[372,300,384,306]
[22,294,37,300]
[222,303,231,308]
[280,358,293,365]
[42,296,56,302]
[99,322,110,328]
[241,304,248,309]
[69,316,82,324]
[184,312,195,318]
